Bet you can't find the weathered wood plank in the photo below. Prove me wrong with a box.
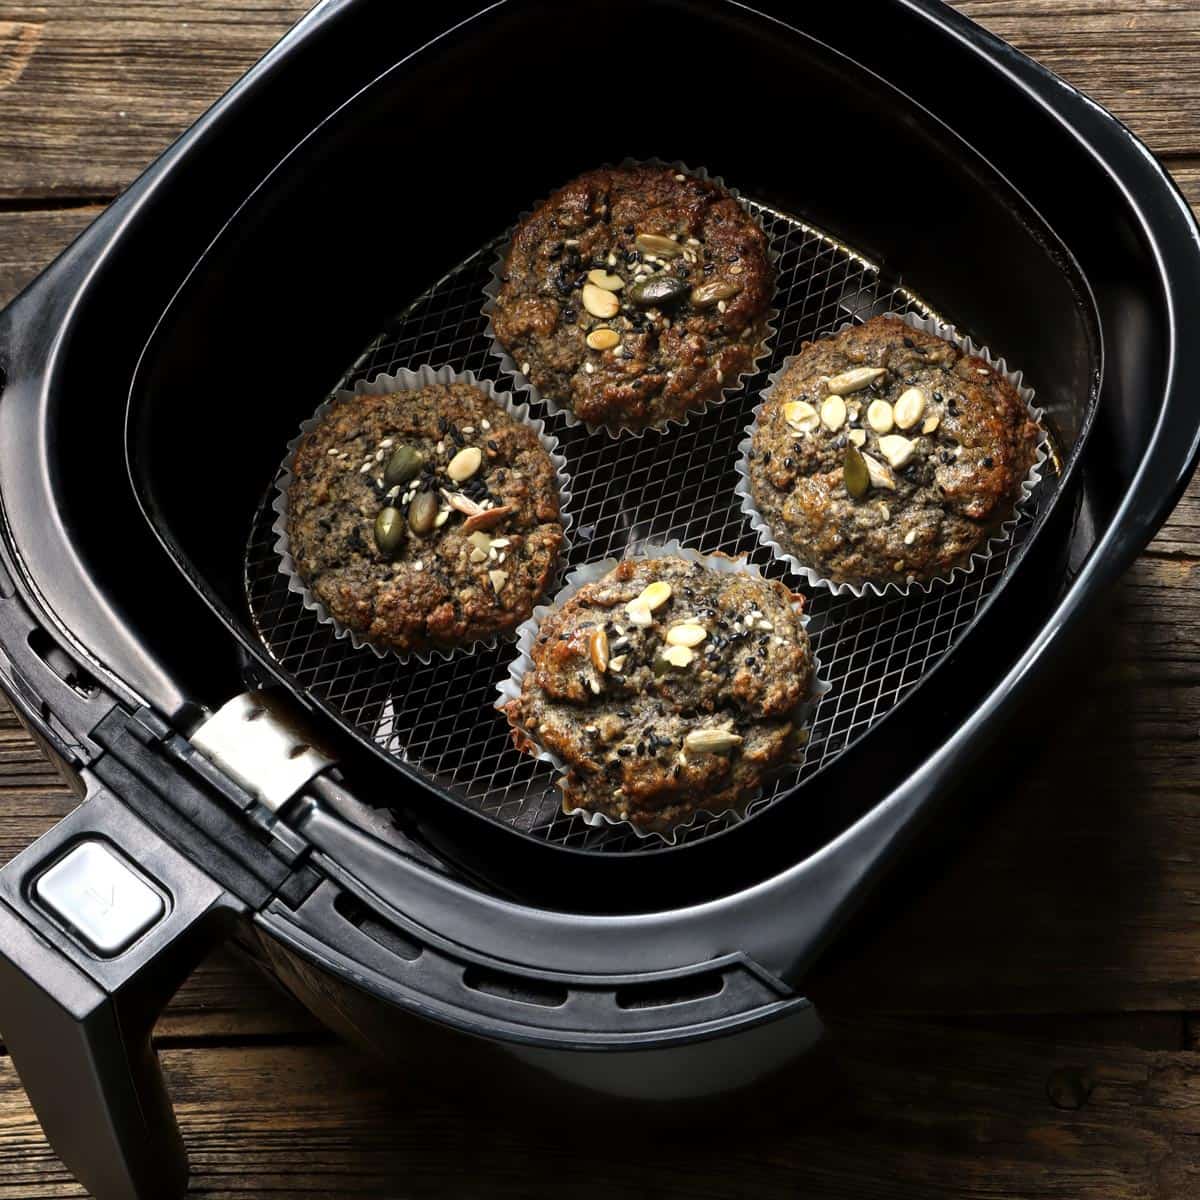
[959,1,1200,157]
[0,1,1194,202]
[0,1,310,200]
[3,1020,1200,1198]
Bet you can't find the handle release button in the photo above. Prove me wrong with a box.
[34,841,165,956]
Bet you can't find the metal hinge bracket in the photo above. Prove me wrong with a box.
[190,693,333,813]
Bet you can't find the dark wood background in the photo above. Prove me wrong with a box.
[2,2,1200,1195]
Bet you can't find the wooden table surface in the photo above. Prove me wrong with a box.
[2,2,1200,1196]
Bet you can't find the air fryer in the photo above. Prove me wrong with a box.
[0,2,1196,1198]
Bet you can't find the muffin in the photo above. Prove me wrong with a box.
[286,380,565,654]
[745,316,1042,588]
[503,555,813,832]
[490,164,774,433]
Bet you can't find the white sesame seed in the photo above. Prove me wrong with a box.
[461,426,474,434]
[436,440,445,454]
[481,419,490,430]
[674,173,686,181]
[379,438,394,448]
[584,361,595,374]
[717,300,727,313]
[904,529,917,545]
[386,485,400,499]
[521,361,531,375]
[375,449,385,461]
[327,448,339,456]
[413,560,423,571]
[359,462,372,473]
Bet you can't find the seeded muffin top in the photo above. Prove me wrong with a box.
[491,164,774,433]
[746,316,1042,587]
[504,556,813,832]
[286,381,564,655]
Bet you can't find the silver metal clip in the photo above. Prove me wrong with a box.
[190,693,333,812]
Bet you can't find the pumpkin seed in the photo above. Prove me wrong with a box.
[843,444,870,499]
[638,581,672,610]
[582,282,620,319]
[586,268,624,292]
[408,490,438,535]
[635,232,683,257]
[666,623,707,648]
[684,727,743,754]
[894,386,927,430]
[586,327,620,351]
[629,274,689,307]
[690,279,741,308]
[446,446,482,482]
[373,507,406,557]
[661,644,694,668]
[877,434,915,469]
[783,400,821,433]
[821,395,847,432]
[866,399,894,434]
[825,366,887,394]
[383,444,424,487]
[862,451,897,490]
[588,628,609,673]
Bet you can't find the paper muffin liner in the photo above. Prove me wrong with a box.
[270,364,574,665]
[482,158,779,440]
[734,310,1048,598]
[493,539,830,845]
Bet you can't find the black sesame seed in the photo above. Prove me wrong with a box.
[982,456,994,468]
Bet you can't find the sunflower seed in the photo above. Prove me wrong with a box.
[586,268,625,292]
[666,623,707,647]
[894,386,927,430]
[878,434,916,469]
[866,399,894,434]
[825,366,887,394]
[661,644,694,668]
[684,727,743,754]
[586,327,620,351]
[582,282,621,318]
[447,446,483,482]
[821,394,847,431]
[783,400,821,433]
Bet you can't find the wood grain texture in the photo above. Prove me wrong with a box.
[0,1,309,200]
[959,1,1200,157]
[0,0,1194,201]
[3,1020,1200,1198]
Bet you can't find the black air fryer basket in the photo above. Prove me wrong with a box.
[0,2,1196,1197]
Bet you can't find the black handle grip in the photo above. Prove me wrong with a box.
[0,784,238,1200]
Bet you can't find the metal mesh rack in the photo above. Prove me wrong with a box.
[244,199,1048,853]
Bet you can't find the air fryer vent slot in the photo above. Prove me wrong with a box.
[333,892,422,962]
[463,966,568,1009]
[615,971,725,1010]
[244,199,1052,854]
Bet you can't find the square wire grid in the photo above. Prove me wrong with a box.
[243,201,1047,853]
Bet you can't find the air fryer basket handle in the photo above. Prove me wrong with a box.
[0,785,238,1200]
